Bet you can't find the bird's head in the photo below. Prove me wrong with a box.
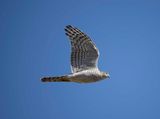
[101,72,110,79]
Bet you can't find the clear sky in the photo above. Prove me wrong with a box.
[1,0,160,119]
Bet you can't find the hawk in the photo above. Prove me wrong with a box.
[41,25,110,83]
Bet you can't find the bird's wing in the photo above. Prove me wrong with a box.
[65,25,99,73]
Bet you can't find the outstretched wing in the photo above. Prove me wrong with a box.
[65,25,99,73]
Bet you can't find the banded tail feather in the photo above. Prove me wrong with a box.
[41,75,70,82]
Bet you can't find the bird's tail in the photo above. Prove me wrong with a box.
[41,75,70,82]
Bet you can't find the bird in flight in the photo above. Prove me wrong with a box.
[41,25,110,83]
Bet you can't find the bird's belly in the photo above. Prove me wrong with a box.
[70,74,101,83]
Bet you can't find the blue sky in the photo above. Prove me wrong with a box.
[1,0,160,119]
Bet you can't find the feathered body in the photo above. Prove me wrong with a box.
[41,68,109,83]
[41,25,110,83]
